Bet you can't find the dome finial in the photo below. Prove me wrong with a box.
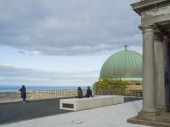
[124,45,128,50]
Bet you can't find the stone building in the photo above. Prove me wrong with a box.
[128,0,170,126]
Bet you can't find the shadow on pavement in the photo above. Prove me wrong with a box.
[124,96,143,102]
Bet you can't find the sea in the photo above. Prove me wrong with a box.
[0,85,93,92]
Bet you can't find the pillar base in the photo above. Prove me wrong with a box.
[157,107,168,112]
[127,112,170,127]
[137,110,160,121]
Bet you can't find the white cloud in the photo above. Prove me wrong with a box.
[0,65,99,86]
[0,0,141,56]
[0,0,142,86]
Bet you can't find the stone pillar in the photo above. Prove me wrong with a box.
[154,33,166,111]
[138,26,158,120]
[163,36,170,108]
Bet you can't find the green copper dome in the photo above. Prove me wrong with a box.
[100,45,142,81]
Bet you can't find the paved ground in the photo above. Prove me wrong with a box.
[0,98,72,125]
[0,97,143,127]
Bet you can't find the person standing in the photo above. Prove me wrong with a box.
[77,87,83,98]
[19,85,26,103]
[86,86,93,98]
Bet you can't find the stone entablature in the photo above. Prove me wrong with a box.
[131,0,170,15]
[132,0,170,39]
[131,0,170,33]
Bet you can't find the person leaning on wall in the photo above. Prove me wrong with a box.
[19,85,26,103]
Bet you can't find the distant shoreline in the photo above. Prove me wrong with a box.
[0,85,93,92]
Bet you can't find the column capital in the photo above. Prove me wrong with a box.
[141,25,154,33]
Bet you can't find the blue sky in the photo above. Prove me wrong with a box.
[0,0,142,86]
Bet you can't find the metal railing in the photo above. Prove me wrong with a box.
[0,90,83,103]
[0,89,142,103]
[94,89,143,97]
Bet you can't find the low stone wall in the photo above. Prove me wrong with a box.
[60,95,124,111]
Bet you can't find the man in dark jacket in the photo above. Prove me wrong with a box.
[19,85,26,103]
[86,86,93,98]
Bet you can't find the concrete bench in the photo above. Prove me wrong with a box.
[60,95,124,111]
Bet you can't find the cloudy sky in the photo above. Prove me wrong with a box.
[0,0,142,87]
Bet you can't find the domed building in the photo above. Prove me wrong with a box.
[100,45,142,81]
[99,45,142,91]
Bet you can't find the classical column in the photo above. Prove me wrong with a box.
[163,36,170,107]
[138,26,158,120]
[154,33,166,111]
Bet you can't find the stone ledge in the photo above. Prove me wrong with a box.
[127,116,170,127]
[60,95,124,111]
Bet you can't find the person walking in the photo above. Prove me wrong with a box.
[19,85,26,103]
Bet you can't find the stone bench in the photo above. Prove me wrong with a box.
[60,95,124,111]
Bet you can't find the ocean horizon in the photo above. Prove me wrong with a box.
[0,85,93,92]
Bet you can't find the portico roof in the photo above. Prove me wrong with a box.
[131,0,170,15]
[131,0,170,38]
